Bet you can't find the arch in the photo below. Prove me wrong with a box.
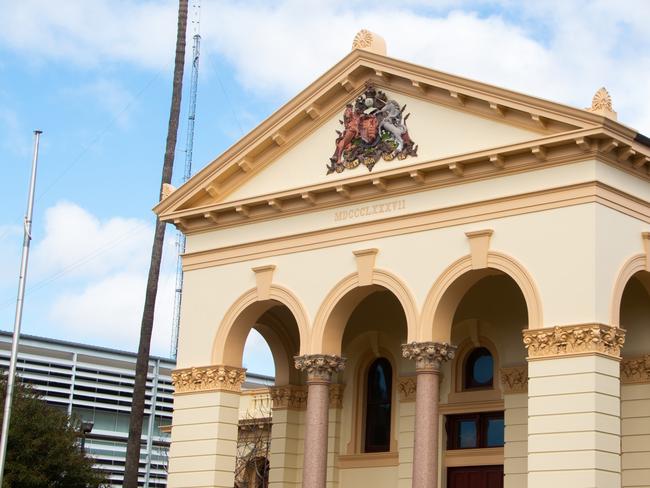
[212,285,310,385]
[420,252,543,343]
[311,269,418,355]
[610,254,650,327]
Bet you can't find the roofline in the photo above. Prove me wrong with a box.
[155,48,637,217]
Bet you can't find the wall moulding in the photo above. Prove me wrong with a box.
[621,355,650,384]
[523,323,625,360]
[171,365,246,394]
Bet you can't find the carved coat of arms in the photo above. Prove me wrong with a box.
[327,84,418,174]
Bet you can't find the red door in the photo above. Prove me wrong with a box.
[447,465,503,488]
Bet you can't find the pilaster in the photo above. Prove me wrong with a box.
[168,365,246,488]
[524,324,625,488]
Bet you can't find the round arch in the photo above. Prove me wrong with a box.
[420,252,543,343]
[212,285,310,385]
[311,269,418,356]
[610,254,650,327]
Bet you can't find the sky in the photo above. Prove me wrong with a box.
[1,0,650,377]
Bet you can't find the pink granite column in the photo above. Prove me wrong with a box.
[402,342,456,488]
[295,354,345,488]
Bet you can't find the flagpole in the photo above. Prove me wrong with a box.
[0,130,43,484]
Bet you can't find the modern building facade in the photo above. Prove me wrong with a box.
[156,31,650,488]
[0,331,174,487]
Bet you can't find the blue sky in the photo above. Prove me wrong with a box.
[1,0,649,376]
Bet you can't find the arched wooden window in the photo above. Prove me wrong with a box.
[364,357,392,452]
[464,347,494,389]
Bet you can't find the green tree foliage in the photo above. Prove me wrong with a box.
[0,376,106,487]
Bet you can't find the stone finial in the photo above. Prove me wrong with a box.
[351,29,387,55]
[294,354,346,382]
[586,87,617,120]
[402,341,457,371]
[161,183,176,200]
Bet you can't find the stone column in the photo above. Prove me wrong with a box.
[402,342,456,488]
[294,354,345,488]
[168,365,246,488]
[523,324,625,488]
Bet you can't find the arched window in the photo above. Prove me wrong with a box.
[364,357,392,452]
[464,347,494,390]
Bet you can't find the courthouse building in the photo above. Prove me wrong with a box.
[156,31,650,488]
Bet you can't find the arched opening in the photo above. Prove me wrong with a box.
[434,270,529,488]
[619,271,650,356]
[618,270,650,488]
[335,288,408,456]
[213,286,309,386]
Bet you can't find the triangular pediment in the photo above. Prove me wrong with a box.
[155,48,636,225]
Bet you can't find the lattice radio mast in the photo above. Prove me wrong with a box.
[170,1,201,359]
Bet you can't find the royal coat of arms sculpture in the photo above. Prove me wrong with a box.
[327,84,418,174]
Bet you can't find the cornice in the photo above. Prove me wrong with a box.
[181,180,650,270]
[162,127,650,234]
[523,324,625,360]
[171,365,246,394]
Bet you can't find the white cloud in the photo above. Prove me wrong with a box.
[0,0,177,70]
[49,269,175,356]
[31,201,153,281]
[0,201,180,356]
[2,1,649,133]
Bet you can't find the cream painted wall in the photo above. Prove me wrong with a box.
[179,201,641,367]
[221,90,542,204]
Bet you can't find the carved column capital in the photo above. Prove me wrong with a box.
[398,376,417,402]
[294,354,346,383]
[171,365,246,393]
[269,384,308,410]
[402,341,457,371]
[621,355,650,384]
[500,366,528,394]
[523,324,625,359]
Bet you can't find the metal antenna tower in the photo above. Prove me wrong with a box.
[170,0,201,359]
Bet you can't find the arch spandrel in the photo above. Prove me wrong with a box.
[311,269,418,356]
[212,285,310,385]
[420,252,543,343]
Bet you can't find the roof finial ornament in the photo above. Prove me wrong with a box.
[352,29,387,56]
[587,87,617,120]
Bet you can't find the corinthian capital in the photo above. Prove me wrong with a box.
[171,365,246,393]
[402,341,456,371]
[294,354,346,382]
[523,324,625,359]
